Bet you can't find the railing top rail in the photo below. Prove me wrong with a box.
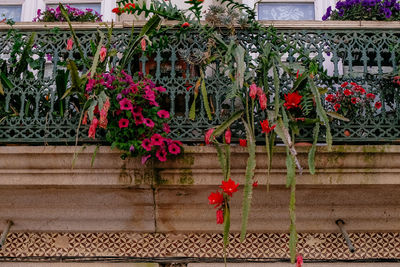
[2,20,400,31]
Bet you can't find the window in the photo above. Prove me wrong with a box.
[258,2,315,20]
[47,3,101,14]
[0,5,22,22]
[240,0,336,21]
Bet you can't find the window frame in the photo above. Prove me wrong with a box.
[242,0,336,21]
[1,0,117,22]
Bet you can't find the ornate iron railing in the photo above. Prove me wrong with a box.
[1,22,400,144]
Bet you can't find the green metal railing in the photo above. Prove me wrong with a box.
[1,24,400,144]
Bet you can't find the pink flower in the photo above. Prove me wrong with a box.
[82,111,88,125]
[140,38,146,51]
[157,110,170,119]
[118,118,129,128]
[129,145,135,153]
[142,139,152,151]
[151,134,164,146]
[141,155,151,165]
[88,117,99,139]
[168,143,181,155]
[249,83,258,100]
[143,118,155,128]
[296,255,303,267]
[100,46,107,63]
[132,106,143,116]
[216,209,224,224]
[66,38,73,51]
[205,128,215,145]
[119,98,133,111]
[259,93,267,110]
[225,128,231,144]
[134,114,144,125]
[156,148,167,162]
[99,110,108,129]
[163,123,171,134]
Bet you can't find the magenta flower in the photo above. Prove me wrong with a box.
[129,145,135,153]
[205,128,215,145]
[141,155,151,165]
[142,139,152,151]
[156,86,166,93]
[157,110,170,119]
[151,134,164,146]
[168,143,181,155]
[86,78,96,92]
[119,98,133,111]
[118,118,129,128]
[134,114,144,125]
[156,148,167,162]
[143,118,155,128]
[131,106,143,116]
[163,123,170,134]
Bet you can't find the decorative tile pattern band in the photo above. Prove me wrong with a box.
[0,232,399,261]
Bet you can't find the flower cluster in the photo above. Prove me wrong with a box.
[249,83,267,110]
[323,0,400,21]
[208,178,239,224]
[325,82,382,117]
[83,69,182,163]
[112,3,136,15]
[33,5,102,22]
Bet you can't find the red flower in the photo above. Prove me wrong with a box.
[341,82,348,88]
[219,178,239,197]
[239,139,247,147]
[393,76,400,85]
[343,89,353,96]
[124,3,135,10]
[260,120,276,134]
[82,111,88,125]
[296,255,303,267]
[351,97,359,104]
[181,22,190,28]
[205,128,215,145]
[119,98,133,111]
[88,117,99,139]
[216,209,224,224]
[208,191,224,208]
[325,94,336,103]
[252,181,258,188]
[284,91,302,110]
[296,70,301,79]
[118,118,129,128]
[112,7,124,15]
[66,38,73,51]
[366,93,376,100]
[354,85,366,94]
[186,85,192,91]
[375,101,382,109]
[225,128,231,144]
[259,93,267,110]
[334,103,341,111]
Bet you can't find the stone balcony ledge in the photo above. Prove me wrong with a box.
[0,145,398,187]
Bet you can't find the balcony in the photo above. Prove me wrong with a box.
[0,21,400,264]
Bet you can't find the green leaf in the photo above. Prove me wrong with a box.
[326,111,350,122]
[223,205,230,247]
[97,91,107,111]
[273,66,280,119]
[240,120,256,242]
[88,100,98,122]
[91,145,100,168]
[211,110,243,139]
[286,150,295,188]
[308,123,320,175]
[309,78,332,150]
[15,32,36,75]
[189,78,201,120]
[200,71,213,121]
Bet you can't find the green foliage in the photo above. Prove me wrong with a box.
[211,110,243,139]
[118,0,183,20]
[308,123,320,175]
[200,70,213,121]
[240,120,256,242]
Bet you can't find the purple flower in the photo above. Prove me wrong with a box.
[322,6,332,20]
[46,54,52,61]
[129,145,135,153]
[116,94,123,101]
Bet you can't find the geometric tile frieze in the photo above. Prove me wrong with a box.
[0,232,399,262]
